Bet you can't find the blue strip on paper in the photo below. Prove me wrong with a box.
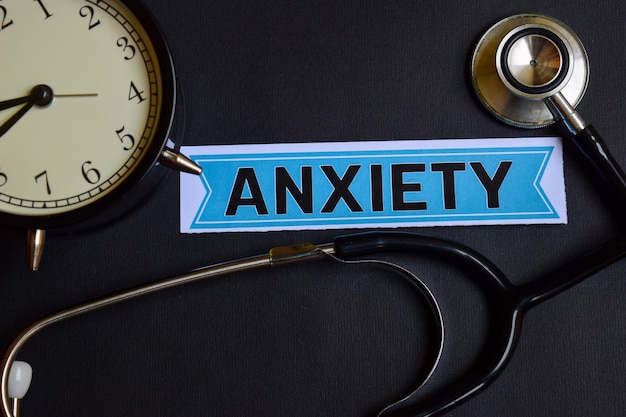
[180,138,566,232]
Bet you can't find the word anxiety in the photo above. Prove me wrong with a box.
[226,162,512,216]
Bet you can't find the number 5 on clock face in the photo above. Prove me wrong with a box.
[0,0,201,270]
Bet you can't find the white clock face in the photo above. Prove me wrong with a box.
[0,0,170,220]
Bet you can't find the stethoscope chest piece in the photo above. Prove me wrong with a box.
[471,14,589,128]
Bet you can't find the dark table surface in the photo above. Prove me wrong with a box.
[2,0,626,416]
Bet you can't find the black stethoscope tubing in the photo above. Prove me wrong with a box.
[347,231,626,416]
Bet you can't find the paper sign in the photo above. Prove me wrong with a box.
[180,138,566,233]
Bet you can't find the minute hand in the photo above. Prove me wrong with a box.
[0,101,36,138]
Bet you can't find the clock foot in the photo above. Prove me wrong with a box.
[160,147,202,175]
[26,229,46,272]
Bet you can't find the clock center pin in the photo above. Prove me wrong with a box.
[30,85,54,107]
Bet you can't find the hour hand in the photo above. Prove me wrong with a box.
[0,85,53,138]
[0,95,32,111]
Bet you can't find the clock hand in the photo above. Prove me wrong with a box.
[0,95,32,111]
[56,93,99,98]
[0,101,36,138]
[0,90,97,111]
[0,85,53,138]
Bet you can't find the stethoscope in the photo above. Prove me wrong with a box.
[3,13,626,417]
[472,14,626,205]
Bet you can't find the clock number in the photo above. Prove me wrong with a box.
[128,82,147,104]
[81,161,101,185]
[0,4,14,30]
[34,0,52,19]
[79,5,100,30]
[35,171,51,195]
[117,37,136,61]
[0,171,7,187]
[116,126,135,151]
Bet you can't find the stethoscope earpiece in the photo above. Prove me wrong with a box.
[6,361,31,417]
[471,14,589,128]
[7,362,31,401]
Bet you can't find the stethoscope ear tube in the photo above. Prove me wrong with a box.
[2,235,448,417]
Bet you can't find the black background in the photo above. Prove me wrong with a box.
[2,0,626,416]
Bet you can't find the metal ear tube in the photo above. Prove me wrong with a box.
[1,237,445,417]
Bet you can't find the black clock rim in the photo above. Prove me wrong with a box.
[0,0,177,231]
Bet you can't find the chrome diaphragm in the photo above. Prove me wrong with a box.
[471,14,589,128]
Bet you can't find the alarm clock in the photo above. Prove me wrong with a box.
[0,0,201,270]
